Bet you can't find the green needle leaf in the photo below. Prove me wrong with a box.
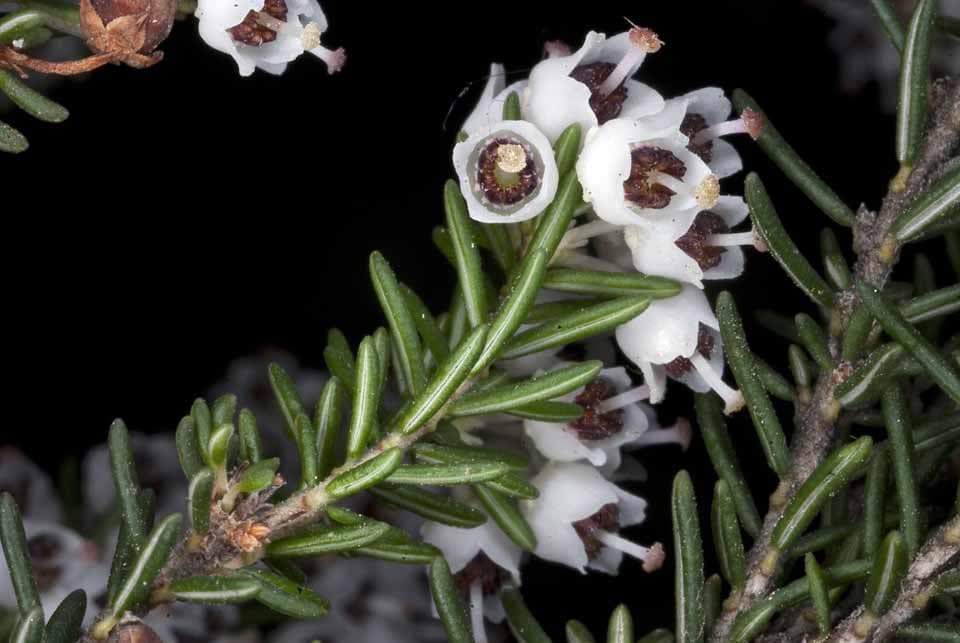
[507,400,584,422]
[712,480,746,591]
[191,399,212,465]
[187,469,214,533]
[207,423,234,470]
[325,448,404,499]
[607,604,634,643]
[267,522,391,556]
[400,283,451,364]
[901,284,960,324]
[314,377,345,479]
[109,513,182,616]
[820,228,851,289]
[795,313,833,370]
[836,342,913,409]
[772,437,873,553]
[324,329,356,393]
[499,296,650,360]
[346,337,381,459]
[637,629,675,643]
[672,471,704,643]
[106,491,154,608]
[733,93,855,227]
[395,324,488,435]
[542,269,680,299]
[804,554,831,635]
[478,221,516,273]
[501,588,552,643]
[717,291,789,475]
[481,473,539,500]
[108,419,147,550]
[857,281,960,404]
[0,119,28,154]
[429,557,475,643]
[864,531,907,615]
[211,394,236,427]
[370,251,427,396]
[370,484,487,528]
[566,620,597,643]
[44,590,85,643]
[871,0,905,50]
[237,569,329,618]
[9,606,43,643]
[896,0,938,165]
[387,462,510,485]
[896,624,960,641]
[472,484,537,550]
[553,124,582,176]
[892,163,960,241]
[694,393,762,538]
[502,91,521,120]
[412,442,528,470]
[863,450,889,557]
[0,493,40,614]
[237,409,263,464]
[703,575,722,633]
[745,173,835,307]
[445,180,489,327]
[167,576,260,604]
[451,360,602,416]
[0,10,44,44]
[234,457,280,495]
[175,416,204,479]
[0,70,68,122]
[295,414,319,488]
[880,386,922,557]
[268,363,307,439]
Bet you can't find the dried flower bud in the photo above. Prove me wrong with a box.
[107,619,164,643]
[79,0,178,68]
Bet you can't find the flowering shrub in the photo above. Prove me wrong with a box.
[1,2,959,643]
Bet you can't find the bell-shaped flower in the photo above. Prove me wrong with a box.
[576,104,719,234]
[615,285,743,413]
[195,0,345,77]
[0,447,62,523]
[523,28,665,144]
[523,366,655,475]
[521,463,664,575]
[0,521,107,624]
[623,195,764,288]
[459,63,506,140]
[673,87,763,179]
[453,120,559,224]
[422,507,522,642]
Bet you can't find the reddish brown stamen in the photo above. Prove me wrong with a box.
[664,325,715,378]
[675,211,729,270]
[476,137,539,207]
[453,552,512,596]
[623,146,686,209]
[568,378,625,440]
[680,112,712,163]
[227,0,288,46]
[573,503,619,560]
[569,62,628,125]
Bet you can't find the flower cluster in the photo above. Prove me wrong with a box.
[425,26,769,640]
[195,0,344,76]
[453,27,764,412]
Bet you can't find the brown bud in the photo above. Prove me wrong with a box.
[79,0,178,68]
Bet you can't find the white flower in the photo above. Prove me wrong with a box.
[0,447,62,523]
[615,285,744,414]
[521,463,663,575]
[422,513,522,640]
[0,521,108,625]
[523,28,665,144]
[452,120,559,224]
[195,0,344,77]
[576,104,719,234]
[622,195,762,288]
[670,87,762,179]
[459,63,505,140]
[522,367,651,474]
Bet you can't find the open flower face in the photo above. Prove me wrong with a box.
[523,366,652,474]
[623,195,753,288]
[521,463,661,575]
[523,29,665,144]
[576,103,719,234]
[453,120,559,224]
[195,0,344,76]
[615,285,743,413]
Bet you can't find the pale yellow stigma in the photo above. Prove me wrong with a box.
[496,143,527,173]
[695,175,720,210]
[301,22,322,50]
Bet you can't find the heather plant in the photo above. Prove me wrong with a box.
[1,1,958,642]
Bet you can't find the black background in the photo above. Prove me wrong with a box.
[1,0,952,637]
